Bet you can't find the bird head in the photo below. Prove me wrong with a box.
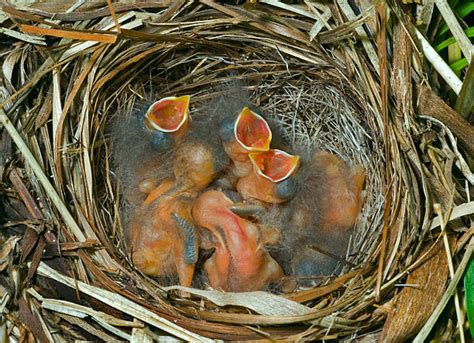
[144,95,190,134]
[173,140,219,191]
[236,149,300,203]
[234,107,272,151]
[248,149,300,183]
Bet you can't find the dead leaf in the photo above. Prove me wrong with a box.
[34,88,52,129]
[9,169,43,264]
[380,239,452,342]
[0,236,20,272]
[20,24,117,43]
[26,2,172,22]
[417,85,474,158]
[60,239,101,251]
[0,131,12,178]
[165,286,312,316]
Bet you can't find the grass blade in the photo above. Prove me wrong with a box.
[465,257,474,338]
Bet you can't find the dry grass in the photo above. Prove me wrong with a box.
[0,0,473,341]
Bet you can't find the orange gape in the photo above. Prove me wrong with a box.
[222,107,272,178]
[145,95,190,135]
[313,151,366,231]
[192,190,283,292]
[236,149,300,204]
[128,193,197,287]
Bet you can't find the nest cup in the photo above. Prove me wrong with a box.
[4,2,455,341]
[112,68,385,269]
[103,22,390,336]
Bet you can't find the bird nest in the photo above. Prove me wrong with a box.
[1,1,473,341]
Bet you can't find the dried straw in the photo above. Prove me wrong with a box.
[0,1,472,341]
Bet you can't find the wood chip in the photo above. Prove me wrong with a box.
[18,295,50,343]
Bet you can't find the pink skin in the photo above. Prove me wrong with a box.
[192,190,283,292]
[128,195,196,287]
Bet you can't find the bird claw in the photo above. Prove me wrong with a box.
[171,212,198,264]
[229,203,265,220]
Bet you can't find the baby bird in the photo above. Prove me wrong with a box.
[312,151,365,232]
[236,149,300,204]
[135,95,192,194]
[191,190,284,292]
[219,107,272,178]
[282,151,366,283]
[133,94,228,202]
[112,95,192,207]
[144,95,190,151]
[128,194,197,286]
[127,140,224,286]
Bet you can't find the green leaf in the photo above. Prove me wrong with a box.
[465,257,474,338]
[455,60,474,118]
[449,58,468,72]
[437,0,474,36]
[456,2,474,18]
[435,27,474,52]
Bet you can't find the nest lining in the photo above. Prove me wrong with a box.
[108,49,386,272]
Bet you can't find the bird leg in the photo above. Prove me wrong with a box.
[172,212,198,265]
[144,178,176,205]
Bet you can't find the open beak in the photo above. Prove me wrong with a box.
[249,149,300,183]
[234,107,272,151]
[145,95,190,132]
